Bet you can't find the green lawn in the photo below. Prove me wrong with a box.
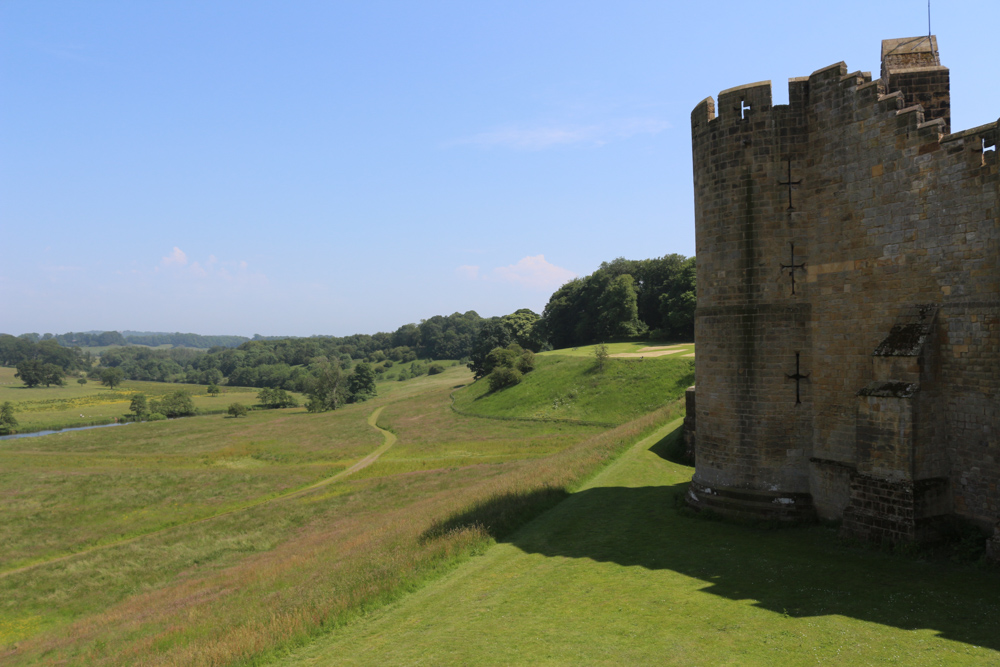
[537,340,694,358]
[274,420,1000,666]
[453,353,694,425]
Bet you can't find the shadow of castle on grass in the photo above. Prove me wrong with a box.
[501,481,1000,652]
[427,461,1000,653]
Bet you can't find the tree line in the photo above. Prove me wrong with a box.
[17,331,249,349]
[3,253,694,392]
[0,335,92,387]
[539,254,695,349]
[120,331,250,348]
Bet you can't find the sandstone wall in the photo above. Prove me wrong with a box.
[688,36,1000,536]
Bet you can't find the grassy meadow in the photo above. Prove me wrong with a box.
[0,360,680,665]
[276,420,1000,666]
[0,366,260,432]
[5,341,997,666]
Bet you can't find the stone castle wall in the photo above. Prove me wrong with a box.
[687,36,1000,543]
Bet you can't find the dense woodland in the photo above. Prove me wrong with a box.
[42,331,250,349]
[2,253,695,392]
[540,254,696,348]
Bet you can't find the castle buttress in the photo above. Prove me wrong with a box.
[685,36,1000,546]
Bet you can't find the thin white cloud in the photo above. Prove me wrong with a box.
[40,264,83,285]
[156,247,266,286]
[456,265,480,280]
[161,247,188,267]
[492,255,576,290]
[455,117,671,151]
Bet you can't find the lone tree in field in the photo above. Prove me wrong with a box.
[101,367,125,389]
[150,390,196,418]
[207,383,221,396]
[129,393,149,419]
[594,343,610,372]
[257,387,298,409]
[227,402,249,418]
[14,360,42,387]
[0,402,18,435]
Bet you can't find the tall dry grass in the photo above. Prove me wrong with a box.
[4,394,683,666]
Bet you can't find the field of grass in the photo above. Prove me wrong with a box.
[452,353,694,425]
[5,342,995,666]
[0,362,682,665]
[275,420,1000,666]
[0,366,263,432]
[537,340,694,358]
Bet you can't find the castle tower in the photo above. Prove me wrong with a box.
[879,36,950,132]
[686,37,1000,544]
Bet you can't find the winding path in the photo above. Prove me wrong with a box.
[0,406,398,580]
[283,406,397,498]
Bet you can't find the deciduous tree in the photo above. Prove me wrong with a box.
[0,402,18,435]
[101,367,125,389]
[14,359,44,388]
[150,391,195,418]
[468,319,515,380]
[129,394,149,418]
[594,343,610,372]
[227,402,248,418]
[257,387,298,409]
[598,274,645,339]
[305,360,346,412]
[347,362,377,403]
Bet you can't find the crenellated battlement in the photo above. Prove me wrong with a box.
[691,37,997,185]
[691,36,976,158]
[687,36,1000,549]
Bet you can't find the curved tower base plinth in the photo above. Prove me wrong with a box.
[686,479,816,523]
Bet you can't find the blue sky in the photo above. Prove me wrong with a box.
[3,1,998,337]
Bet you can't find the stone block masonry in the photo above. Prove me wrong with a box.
[685,36,1000,549]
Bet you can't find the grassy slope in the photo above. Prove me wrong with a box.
[537,340,694,358]
[453,353,694,425]
[275,422,1000,666]
[0,363,684,665]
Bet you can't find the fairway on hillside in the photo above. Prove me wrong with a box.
[536,341,695,359]
[454,350,694,425]
[0,362,683,665]
[275,421,1000,666]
